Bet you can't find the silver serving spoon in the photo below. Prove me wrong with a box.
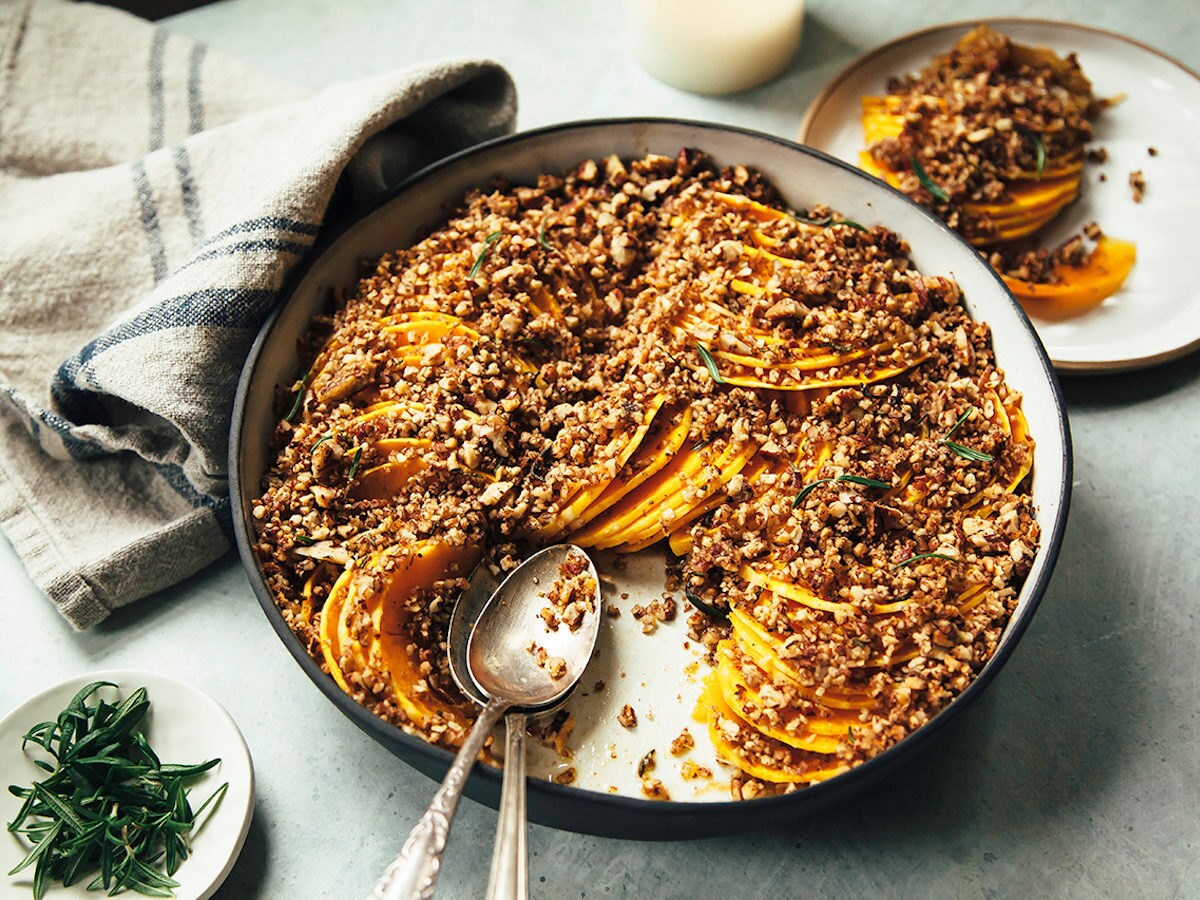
[369,545,601,900]
[474,546,601,900]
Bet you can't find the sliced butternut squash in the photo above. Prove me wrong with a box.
[568,428,725,546]
[608,438,758,552]
[701,677,850,784]
[540,394,668,539]
[570,409,693,528]
[374,541,482,729]
[715,652,844,752]
[350,456,427,501]
[1003,236,1136,319]
[727,622,877,711]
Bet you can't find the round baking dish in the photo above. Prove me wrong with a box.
[229,118,1072,839]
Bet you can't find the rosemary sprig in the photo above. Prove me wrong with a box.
[893,551,959,568]
[538,218,553,251]
[346,446,364,481]
[684,583,729,620]
[939,406,995,462]
[942,406,973,440]
[283,370,310,423]
[793,474,891,508]
[910,156,950,202]
[1017,126,1047,180]
[695,344,726,385]
[943,441,994,462]
[6,683,225,899]
[469,231,503,279]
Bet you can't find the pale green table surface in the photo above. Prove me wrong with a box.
[3,1,1199,897]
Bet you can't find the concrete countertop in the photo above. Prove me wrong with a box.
[2,1,1198,897]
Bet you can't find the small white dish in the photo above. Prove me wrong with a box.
[0,671,253,900]
[799,19,1200,373]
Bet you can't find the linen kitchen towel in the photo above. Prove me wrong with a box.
[0,0,517,627]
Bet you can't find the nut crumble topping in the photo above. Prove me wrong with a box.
[252,147,1038,795]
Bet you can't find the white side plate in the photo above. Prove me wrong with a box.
[0,671,253,900]
[800,19,1200,373]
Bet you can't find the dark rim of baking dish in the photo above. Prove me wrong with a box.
[230,116,1072,835]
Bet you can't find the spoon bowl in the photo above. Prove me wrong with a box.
[467,545,602,711]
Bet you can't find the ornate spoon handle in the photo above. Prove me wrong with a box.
[485,711,528,900]
[370,697,508,900]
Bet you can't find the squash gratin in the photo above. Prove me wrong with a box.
[251,149,1039,798]
[859,24,1136,317]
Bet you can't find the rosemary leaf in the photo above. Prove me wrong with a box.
[283,370,310,423]
[538,218,552,251]
[943,441,995,462]
[798,214,868,232]
[696,344,726,385]
[311,433,334,452]
[794,473,891,507]
[838,475,893,489]
[911,156,950,202]
[469,231,503,279]
[346,446,364,481]
[1017,126,1047,180]
[942,406,975,441]
[6,818,61,876]
[893,551,959,568]
[939,406,994,461]
[684,584,729,620]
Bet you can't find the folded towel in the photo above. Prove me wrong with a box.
[0,0,517,628]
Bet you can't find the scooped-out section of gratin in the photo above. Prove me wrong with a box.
[251,148,1039,800]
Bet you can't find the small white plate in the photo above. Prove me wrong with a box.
[0,671,253,900]
[799,19,1200,373]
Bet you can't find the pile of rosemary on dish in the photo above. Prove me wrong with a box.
[6,682,226,898]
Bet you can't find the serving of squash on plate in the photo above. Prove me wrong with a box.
[858,24,1135,319]
[251,149,1039,799]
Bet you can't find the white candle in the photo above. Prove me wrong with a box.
[627,0,806,95]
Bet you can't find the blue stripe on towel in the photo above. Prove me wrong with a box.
[202,217,322,246]
[180,237,310,270]
[2,386,106,460]
[131,161,168,283]
[187,43,206,135]
[51,287,277,417]
[173,145,205,245]
[148,29,168,152]
[153,461,233,535]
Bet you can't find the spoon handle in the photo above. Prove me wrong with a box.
[485,712,528,900]
[370,698,507,900]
